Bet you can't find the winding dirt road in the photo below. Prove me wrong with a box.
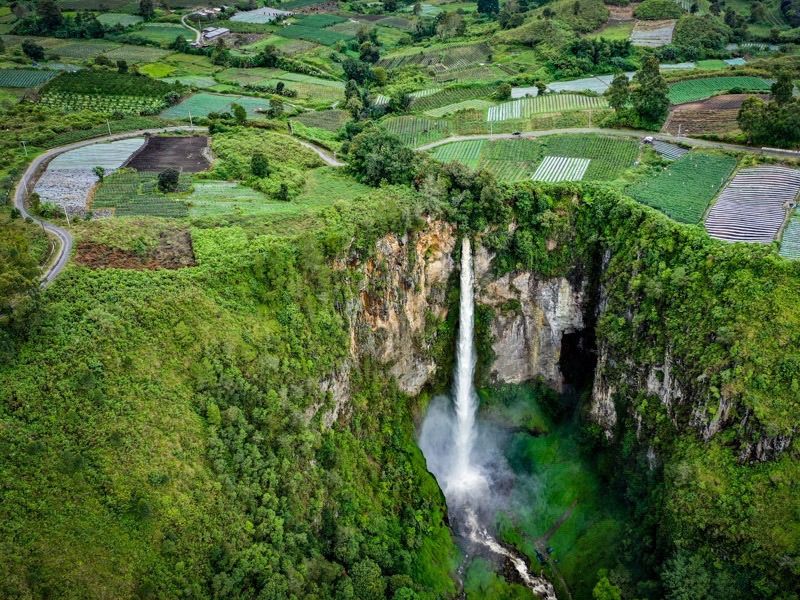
[14,126,341,287]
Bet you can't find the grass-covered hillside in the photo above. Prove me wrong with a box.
[0,185,459,599]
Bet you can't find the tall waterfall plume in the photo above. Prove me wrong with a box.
[419,237,556,600]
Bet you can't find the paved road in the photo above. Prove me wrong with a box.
[180,13,202,44]
[416,127,800,159]
[14,126,342,286]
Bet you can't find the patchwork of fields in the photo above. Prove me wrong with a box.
[161,93,273,119]
[488,95,608,122]
[627,152,737,223]
[429,134,639,182]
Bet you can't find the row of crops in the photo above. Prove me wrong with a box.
[428,134,639,183]
[487,94,608,122]
[376,43,491,72]
[704,166,800,243]
[42,117,166,149]
[40,92,167,115]
[412,85,496,111]
[667,76,773,104]
[0,69,60,88]
[43,71,173,97]
[295,109,349,131]
[425,99,494,118]
[92,170,190,218]
[626,152,737,223]
[780,215,800,259]
[384,116,453,146]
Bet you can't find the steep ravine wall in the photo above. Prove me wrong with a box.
[323,219,789,463]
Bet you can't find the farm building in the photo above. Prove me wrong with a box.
[202,27,230,41]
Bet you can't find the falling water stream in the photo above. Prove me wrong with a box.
[419,237,557,599]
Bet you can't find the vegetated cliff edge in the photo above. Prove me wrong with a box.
[337,185,800,596]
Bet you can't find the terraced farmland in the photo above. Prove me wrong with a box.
[427,134,637,182]
[376,43,491,72]
[532,156,591,182]
[430,140,485,169]
[705,166,800,243]
[40,71,173,115]
[295,109,349,131]
[541,134,639,180]
[629,19,676,47]
[487,94,608,122]
[662,93,769,135]
[627,152,736,223]
[384,116,452,146]
[0,69,60,88]
[780,215,800,259]
[92,170,191,218]
[425,99,494,118]
[668,77,772,104]
[412,86,495,111]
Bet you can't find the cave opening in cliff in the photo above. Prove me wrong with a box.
[559,329,597,401]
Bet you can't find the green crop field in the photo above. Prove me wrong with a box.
[780,214,800,260]
[383,116,452,146]
[161,93,273,119]
[136,24,194,44]
[0,69,60,88]
[298,14,348,28]
[412,86,496,111]
[697,59,728,69]
[187,181,274,217]
[668,76,773,104]
[140,63,176,78]
[626,152,737,223]
[161,76,217,89]
[276,25,354,45]
[53,40,120,58]
[488,94,608,121]
[428,134,638,182]
[425,99,495,118]
[430,140,485,169]
[541,135,639,180]
[103,45,170,62]
[41,117,166,149]
[40,71,172,115]
[96,13,144,26]
[281,0,327,8]
[295,109,349,131]
[92,170,190,218]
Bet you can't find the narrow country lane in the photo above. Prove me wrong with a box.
[181,12,202,44]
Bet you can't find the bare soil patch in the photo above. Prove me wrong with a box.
[608,3,635,19]
[662,93,768,135]
[74,229,196,270]
[125,136,210,173]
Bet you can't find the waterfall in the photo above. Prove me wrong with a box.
[419,237,557,600]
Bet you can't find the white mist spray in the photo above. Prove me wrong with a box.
[419,237,556,600]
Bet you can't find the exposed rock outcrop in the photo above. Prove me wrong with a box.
[474,246,588,392]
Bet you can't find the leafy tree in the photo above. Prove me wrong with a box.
[346,95,364,119]
[494,83,512,100]
[477,0,500,15]
[21,39,45,61]
[359,41,380,63]
[535,80,547,95]
[771,70,794,106]
[211,39,230,66]
[384,0,398,10]
[435,12,466,39]
[267,96,283,118]
[139,0,154,19]
[632,55,669,123]
[347,127,417,186]
[157,168,180,193]
[171,35,189,52]
[605,73,630,111]
[116,60,128,74]
[93,166,105,181]
[0,221,40,315]
[276,182,289,201]
[0,37,5,54]
[592,570,622,600]
[350,559,385,600]
[342,59,375,85]
[251,152,269,177]
[372,66,388,86]
[231,102,247,125]
[36,0,63,32]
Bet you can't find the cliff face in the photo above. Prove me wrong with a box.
[317,219,456,427]
[474,246,588,392]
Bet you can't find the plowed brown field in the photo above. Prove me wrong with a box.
[662,94,769,135]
